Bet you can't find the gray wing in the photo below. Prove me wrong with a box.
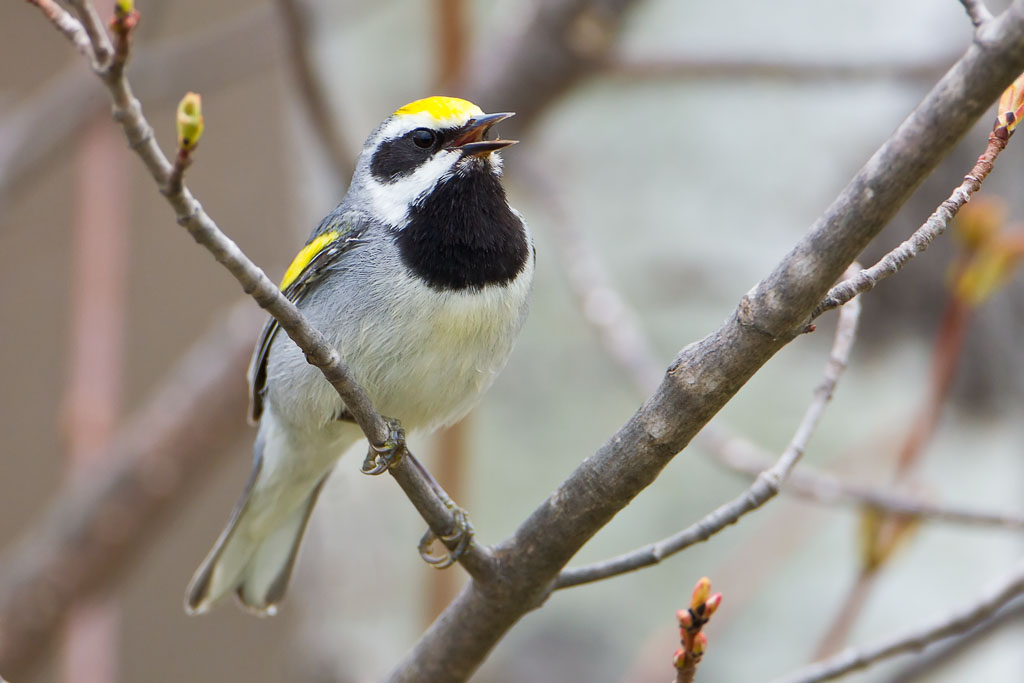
[247,211,367,423]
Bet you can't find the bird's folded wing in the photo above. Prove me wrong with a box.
[247,212,366,423]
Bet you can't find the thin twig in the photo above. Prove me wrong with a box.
[65,0,113,68]
[26,0,96,63]
[811,131,1010,321]
[707,437,1024,529]
[30,0,492,582]
[885,596,1024,682]
[554,285,861,590]
[771,558,1024,683]
[960,0,994,28]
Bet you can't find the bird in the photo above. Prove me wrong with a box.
[185,96,534,615]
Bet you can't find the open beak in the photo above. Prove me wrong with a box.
[449,112,517,155]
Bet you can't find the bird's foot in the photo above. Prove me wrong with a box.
[418,505,474,569]
[360,418,407,475]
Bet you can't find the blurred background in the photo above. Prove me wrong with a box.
[1,0,1023,681]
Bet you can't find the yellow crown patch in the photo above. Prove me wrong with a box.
[394,96,483,123]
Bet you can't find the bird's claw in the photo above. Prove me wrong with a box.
[360,418,407,475]
[418,506,474,569]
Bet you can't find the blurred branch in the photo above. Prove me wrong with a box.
[31,0,96,63]
[519,155,663,396]
[464,0,645,134]
[0,302,260,676]
[886,596,1024,682]
[436,0,466,89]
[65,0,112,66]
[961,0,995,28]
[554,286,860,590]
[606,55,951,84]
[708,437,1024,529]
[771,558,1024,683]
[60,53,130,682]
[275,0,356,190]
[0,6,279,206]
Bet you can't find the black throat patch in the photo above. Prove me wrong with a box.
[396,162,529,290]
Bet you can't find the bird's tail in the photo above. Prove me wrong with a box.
[185,437,330,616]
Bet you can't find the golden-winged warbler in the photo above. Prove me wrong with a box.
[186,96,534,615]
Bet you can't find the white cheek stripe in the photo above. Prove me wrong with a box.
[364,151,460,227]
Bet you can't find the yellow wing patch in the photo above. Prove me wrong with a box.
[394,96,483,124]
[280,230,340,291]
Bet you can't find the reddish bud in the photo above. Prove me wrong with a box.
[692,632,707,657]
[677,609,693,629]
[704,592,723,618]
[997,72,1024,134]
[673,647,687,669]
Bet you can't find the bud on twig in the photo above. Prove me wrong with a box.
[673,576,721,678]
[704,592,722,618]
[690,576,711,612]
[177,92,204,152]
[996,72,1024,136]
[691,632,707,659]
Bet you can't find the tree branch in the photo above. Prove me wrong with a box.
[771,558,1024,683]
[554,284,860,589]
[28,0,96,63]
[0,303,259,676]
[606,55,951,84]
[464,0,644,135]
[27,0,492,583]
[706,434,1024,529]
[961,0,995,28]
[389,5,1024,680]
[811,127,1011,321]
[65,0,113,67]
[274,0,356,189]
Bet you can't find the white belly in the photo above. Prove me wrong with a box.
[264,252,533,434]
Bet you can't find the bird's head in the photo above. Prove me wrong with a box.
[351,96,516,228]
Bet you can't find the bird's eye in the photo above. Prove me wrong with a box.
[411,128,437,149]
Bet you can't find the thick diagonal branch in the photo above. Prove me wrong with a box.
[388,5,1024,681]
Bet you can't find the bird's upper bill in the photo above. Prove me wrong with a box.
[395,96,517,155]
